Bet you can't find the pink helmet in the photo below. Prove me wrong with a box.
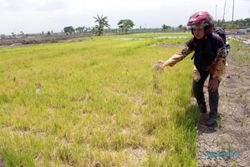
[187,11,214,34]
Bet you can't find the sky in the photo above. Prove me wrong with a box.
[0,0,249,35]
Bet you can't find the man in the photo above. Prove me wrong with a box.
[155,11,226,126]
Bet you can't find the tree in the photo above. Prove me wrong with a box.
[93,14,110,36]
[75,26,85,34]
[64,26,75,35]
[177,24,187,32]
[177,24,183,30]
[19,31,25,36]
[117,19,134,33]
[0,34,6,39]
[11,32,16,38]
[162,24,171,31]
[182,26,187,32]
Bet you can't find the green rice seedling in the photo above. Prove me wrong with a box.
[0,33,198,166]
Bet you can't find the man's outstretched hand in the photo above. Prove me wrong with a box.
[153,60,165,70]
[153,60,171,70]
[153,54,184,70]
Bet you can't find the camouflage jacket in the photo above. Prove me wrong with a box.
[165,33,226,80]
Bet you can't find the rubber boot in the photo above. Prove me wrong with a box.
[206,86,219,126]
[199,102,207,113]
[206,114,217,126]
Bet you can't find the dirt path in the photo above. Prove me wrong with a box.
[0,155,4,167]
[197,57,250,166]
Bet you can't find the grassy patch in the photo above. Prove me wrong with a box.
[229,40,250,64]
[0,33,199,166]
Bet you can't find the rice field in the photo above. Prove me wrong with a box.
[0,33,200,167]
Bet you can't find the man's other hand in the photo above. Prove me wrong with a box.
[209,78,219,92]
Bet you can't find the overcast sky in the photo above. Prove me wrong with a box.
[0,0,249,35]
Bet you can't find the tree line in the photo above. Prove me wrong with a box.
[64,14,135,36]
[64,14,187,36]
[1,15,249,38]
[215,18,250,29]
[64,14,249,36]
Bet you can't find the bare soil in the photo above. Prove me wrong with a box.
[197,56,250,167]
[0,155,4,167]
[0,34,92,47]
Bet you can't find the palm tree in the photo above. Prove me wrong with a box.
[93,14,110,36]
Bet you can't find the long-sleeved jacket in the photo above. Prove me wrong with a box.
[165,33,226,81]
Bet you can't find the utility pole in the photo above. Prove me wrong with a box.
[222,0,227,28]
[215,4,218,21]
[223,0,227,21]
[232,0,235,21]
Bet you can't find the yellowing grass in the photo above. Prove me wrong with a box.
[0,33,199,167]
